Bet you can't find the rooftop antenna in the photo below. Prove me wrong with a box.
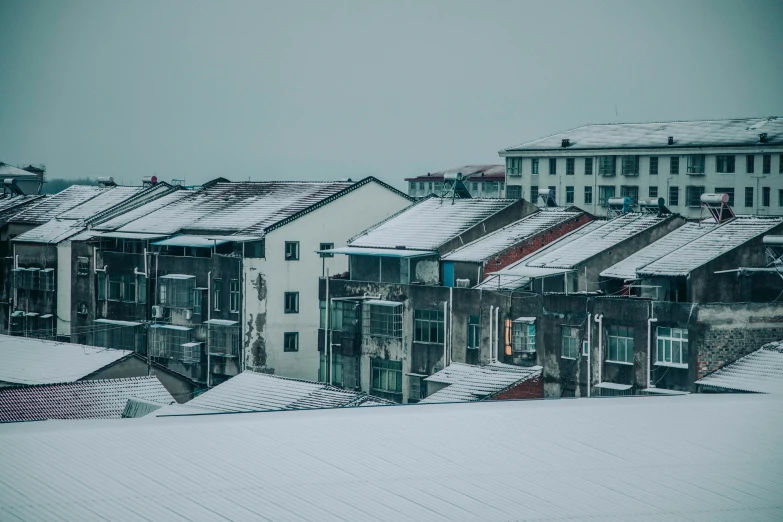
[699,193,734,224]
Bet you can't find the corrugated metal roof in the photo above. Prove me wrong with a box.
[503,117,783,152]
[11,219,85,244]
[0,335,132,385]
[474,273,532,291]
[405,165,505,182]
[637,217,782,277]
[93,190,194,231]
[0,377,173,422]
[0,162,38,177]
[156,371,390,415]
[421,362,541,403]
[696,340,783,394]
[442,210,584,263]
[0,195,44,218]
[0,394,779,521]
[601,222,718,280]
[9,185,109,224]
[349,197,515,250]
[57,186,146,220]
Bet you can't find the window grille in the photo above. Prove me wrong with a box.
[150,326,193,360]
[584,157,593,175]
[746,155,755,173]
[371,358,402,395]
[77,257,89,275]
[584,186,593,204]
[108,274,122,301]
[745,187,754,207]
[230,279,240,312]
[512,320,536,353]
[209,325,240,357]
[343,355,359,389]
[506,157,522,176]
[409,375,424,401]
[468,315,481,349]
[685,186,705,207]
[565,186,574,204]
[717,155,735,173]
[561,326,579,359]
[531,159,539,175]
[549,158,557,175]
[687,155,705,174]
[670,156,680,175]
[181,342,202,364]
[621,156,639,176]
[159,275,196,308]
[607,325,634,363]
[656,327,688,366]
[669,186,679,206]
[598,185,616,206]
[505,185,522,199]
[363,301,402,338]
[649,186,658,198]
[566,158,575,175]
[598,156,616,176]
[762,154,770,174]
[649,156,658,175]
[413,308,444,344]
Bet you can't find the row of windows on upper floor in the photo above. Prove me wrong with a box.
[508,184,783,208]
[408,180,504,195]
[506,154,783,177]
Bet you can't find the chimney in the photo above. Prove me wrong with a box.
[667,136,674,145]
[759,132,768,143]
[561,138,570,148]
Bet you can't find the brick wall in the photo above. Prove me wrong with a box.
[490,372,544,400]
[482,213,593,277]
[698,325,783,378]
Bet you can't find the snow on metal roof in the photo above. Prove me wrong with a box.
[349,197,515,250]
[152,235,229,248]
[696,340,783,394]
[157,371,390,415]
[0,195,44,218]
[637,217,782,277]
[421,362,541,403]
[9,185,108,224]
[601,222,718,280]
[503,117,783,152]
[93,190,193,231]
[405,164,505,182]
[0,335,133,385]
[11,219,85,244]
[442,210,584,263]
[327,246,436,257]
[0,162,38,177]
[0,377,173,422]
[57,186,146,220]
[520,214,666,270]
[0,394,780,521]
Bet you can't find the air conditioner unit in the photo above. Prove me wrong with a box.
[184,309,193,320]
[455,279,470,288]
[151,305,163,318]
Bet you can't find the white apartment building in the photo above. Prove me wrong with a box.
[501,117,783,219]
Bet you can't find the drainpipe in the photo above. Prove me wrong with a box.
[207,270,212,388]
[324,269,330,383]
[488,305,494,364]
[328,272,333,385]
[594,314,603,385]
[448,287,453,364]
[494,306,500,362]
[586,312,591,397]
[442,300,448,368]
[647,302,657,390]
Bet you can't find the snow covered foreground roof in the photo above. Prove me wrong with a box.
[0,377,173,422]
[421,362,541,403]
[349,197,516,251]
[12,218,86,244]
[442,209,585,263]
[0,394,781,521]
[153,371,391,416]
[502,116,783,152]
[8,185,110,224]
[696,340,783,394]
[0,335,133,385]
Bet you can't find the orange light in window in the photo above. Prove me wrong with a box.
[505,319,512,356]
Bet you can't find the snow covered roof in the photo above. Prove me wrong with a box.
[0,162,39,177]
[421,362,541,403]
[637,217,782,277]
[696,340,783,394]
[502,117,783,152]
[349,197,515,250]
[442,209,585,263]
[601,222,718,280]
[0,394,779,521]
[405,164,505,182]
[8,185,109,224]
[93,190,193,231]
[12,219,85,244]
[57,186,146,220]
[0,335,133,385]
[0,377,173,422]
[474,273,532,291]
[154,371,391,415]
[0,195,44,220]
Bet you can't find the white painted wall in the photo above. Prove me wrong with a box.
[244,181,411,380]
[505,149,783,218]
[56,242,72,336]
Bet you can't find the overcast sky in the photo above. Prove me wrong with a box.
[1,0,782,189]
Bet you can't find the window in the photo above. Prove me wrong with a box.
[97,272,106,301]
[686,186,705,207]
[230,279,240,312]
[565,186,574,204]
[472,182,478,191]
[284,291,299,313]
[149,325,193,359]
[745,187,754,207]
[366,302,402,338]
[566,158,575,175]
[284,241,299,261]
[159,275,196,308]
[137,275,146,304]
[669,186,679,206]
[584,186,593,204]
[549,158,557,175]
[506,185,522,199]
[409,375,424,402]
[419,182,424,190]
[763,154,771,174]
[780,155,783,173]
[687,155,705,174]
[512,320,535,353]
[669,156,679,175]
[123,275,136,303]
[409,182,415,193]
[598,156,616,176]
[561,326,579,359]
[607,325,634,364]
[213,278,222,311]
[621,185,639,206]
[506,157,522,176]
[371,358,402,395]
[319,300,326,328]
[621,155,639,175]
[320,353,352,387]
[598,185,615,206]
[717,155,735,173]
[649,156,658,175]
[649,186,658,198]
[530,185,538,200]
[193,289,204,315]
[468,314,481,349]
[283,332,299,352]
[746,155,755,173]
[319,243,334,257]
[414,309,444,344]
[77,257,89,275]
[714,187,734,206]
[656,327,688,366]
[763,187,771,207]
[582,340,589,356]
[779,190,783,207]
[531,158,539,175]
[584,157,593,175]
[77,302,88,315]
[108,274,122,301]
